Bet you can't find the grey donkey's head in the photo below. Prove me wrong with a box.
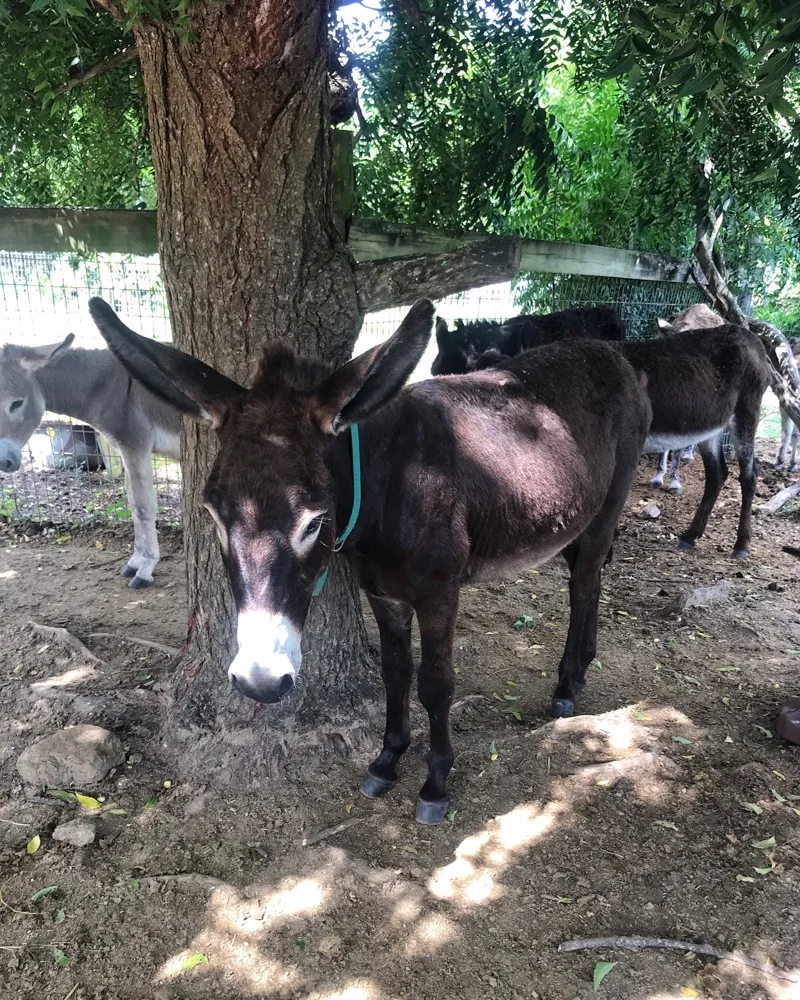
[0,336,75,473]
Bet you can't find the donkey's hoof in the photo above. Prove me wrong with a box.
[121,564,137,579]
[649,478,664,490]
[551,697,575,718]
[668,484,683,495]
[677,538,695,552]
[360,772,396,799]
[129,575,153,589]
[416,797,449,826]
[733,548,749,561]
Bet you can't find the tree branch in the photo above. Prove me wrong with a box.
[52,45,139,98]
[355,237,522,312]
[692,222,800,431]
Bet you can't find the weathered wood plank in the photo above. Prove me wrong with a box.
[0,208,696,283]
[0,208,158,256]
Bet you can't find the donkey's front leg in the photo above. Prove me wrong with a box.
[119,446,160,589]
[415,594,458,825]
[361,595,415,799]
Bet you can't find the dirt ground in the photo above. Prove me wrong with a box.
[1,443,799,1000]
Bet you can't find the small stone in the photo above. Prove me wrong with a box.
[637,502,662,520]
[52,817,95,847]
[16,724,125,789]
[676,578,732,611]
[767,581,785,592]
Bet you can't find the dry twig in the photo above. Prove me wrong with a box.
[302,817,365,847]
[558,935,798,984]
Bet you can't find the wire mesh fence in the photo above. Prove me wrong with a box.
[0,250,706,529]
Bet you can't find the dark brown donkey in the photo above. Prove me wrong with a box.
[438,321,771,559]
[89,297,651,825]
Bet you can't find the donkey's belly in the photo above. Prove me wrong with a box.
[644,426,726,454]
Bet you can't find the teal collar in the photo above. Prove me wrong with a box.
[312,423,361,597]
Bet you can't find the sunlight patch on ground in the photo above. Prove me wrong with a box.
[210,877,326,936]
[0,568,18,580]
[427,801,562,907]
[30,665,96,689]
[316,985,384,1000]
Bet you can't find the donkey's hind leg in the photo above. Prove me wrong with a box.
[119,446,160,588]
[677,434,727,553]
[552,456,638,719]
[668,451,683,494]
[361,595,414,800]
[650,451,668,489]
[730,407,760,560]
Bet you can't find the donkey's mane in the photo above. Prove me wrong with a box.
[254,342,334,395]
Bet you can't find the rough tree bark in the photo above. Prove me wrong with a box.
[129,1,522,734]
[133,2,376,730]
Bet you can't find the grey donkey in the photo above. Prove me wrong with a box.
[0,335,180,587]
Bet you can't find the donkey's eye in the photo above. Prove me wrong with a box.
[304,513,325,537]
[9,399,24,414]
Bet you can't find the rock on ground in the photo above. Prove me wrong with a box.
[16,724,125,789]
[52,817,96,847]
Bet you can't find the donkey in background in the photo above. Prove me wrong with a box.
[431,305,625,376]
[90,296,651,824]
[0,336,180,588]
[650,302,726,494]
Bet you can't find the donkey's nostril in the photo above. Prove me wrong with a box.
[277,673,294,698]
[230,669,295,704]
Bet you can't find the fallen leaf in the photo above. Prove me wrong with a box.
[672,735,691,745]
[722,696,731,706]
[53,908,66,925]
[770,789,787,803]
[505,680,519,687]
[717,665,740,672]
[724,735,734,743]
[30,886,57,902]
[593,961,617,991]
[736,874,756,882]
[180,953,209,972]
[752,837,776,849]
[513,615,534,630]
[752,724,772,738]
[127,879,140,889]
[754,866,775,875]
[634,710,652,721]
[52,948,71,968]
[683,676,701,686]
[680,988,700,997]
[75,793,101,810]
[345,802,353,815]
[793,809,800,818]
[773,770,786,780]
[502,693,520,701]
[108,807,127,816]
[143,795,158,810]
[741,802,763,815]
[654,820,679,831]
[46,790,77,804]
[446,810,458,824]
[489,740,498,761]
[542,894,573,904]
[26,835,40,855]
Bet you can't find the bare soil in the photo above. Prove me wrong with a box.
[1,445,799,1000]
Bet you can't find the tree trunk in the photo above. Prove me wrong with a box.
[133,1,375,731]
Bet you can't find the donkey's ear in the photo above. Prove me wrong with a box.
[313,299,435,435]
[435,316,449,349]
[656,318,674,334]
[88,298,246,427]
[18,334,75,373]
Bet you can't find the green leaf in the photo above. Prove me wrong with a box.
[31,885,57,902]
[676,69,719,97]
[143,795,158,810]
[770,97,798,121]
[47,789,77,804]
[741,801,763,815]
[181,953,209,971]
[664,39,699,62]
[593,961,617,990]
[26,835,41,855]
[52,948,71,968]
[53,908,66,925]
[513,615,534,630]
[751,836,776,849]
[672,735,691,745]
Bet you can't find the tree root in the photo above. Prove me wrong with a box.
[29,622,104,664]
[761,481,800,514]
[89,632,181,657]
[558,935,798,983]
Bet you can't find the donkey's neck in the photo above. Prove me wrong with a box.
[36,348,123,426]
